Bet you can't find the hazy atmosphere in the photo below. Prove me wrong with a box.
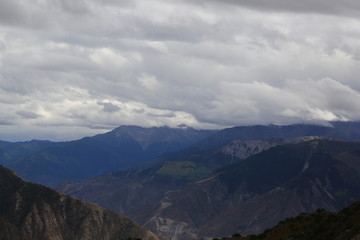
[1,0,360,141]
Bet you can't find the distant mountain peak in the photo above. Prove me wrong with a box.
[110,125,213,149]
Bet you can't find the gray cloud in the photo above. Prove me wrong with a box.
[16,110,41,119]
[0,120,13,126]
[1,0,360,141]
[147,112,176,118]
[192,0,360,16]
[0,0,24,26]
[98,101,121,113]
[57,0,90,15]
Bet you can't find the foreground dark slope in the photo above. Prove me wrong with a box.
[222,201,360,240]
[1,126,213,187]
[0,166,162,240]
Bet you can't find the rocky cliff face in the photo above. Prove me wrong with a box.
[0,166,162,240]
[220,136,322,161]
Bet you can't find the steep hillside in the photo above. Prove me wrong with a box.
[1,126,213,187]
[221,201,360,240]
[138,139,360,240]
[0,165,162,240]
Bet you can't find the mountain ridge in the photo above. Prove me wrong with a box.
[0,165,163,240]
[0,125,214,187]
[186,121,360,153]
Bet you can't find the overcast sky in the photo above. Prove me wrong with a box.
[1,0,360,141]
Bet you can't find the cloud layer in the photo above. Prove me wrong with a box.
[1,0,360,141]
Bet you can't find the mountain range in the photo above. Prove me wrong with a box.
[60,137,360,239]
[0,126,214,187]
[0,165,162,240]
[3,122,360,188]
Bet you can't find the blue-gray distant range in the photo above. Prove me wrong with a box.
[0,126,215,187]
[1,121,360,187]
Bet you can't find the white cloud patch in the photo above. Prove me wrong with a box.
[0,0,360,141]
[89,48,129,69]
[137,73,160,90]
